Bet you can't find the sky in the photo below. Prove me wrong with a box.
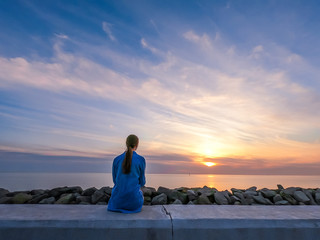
[0,0,320,175]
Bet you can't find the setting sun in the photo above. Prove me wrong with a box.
[203,162,217,167]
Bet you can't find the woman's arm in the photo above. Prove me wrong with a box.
[139,157,146,187]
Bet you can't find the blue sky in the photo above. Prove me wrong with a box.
[1,0,320,174]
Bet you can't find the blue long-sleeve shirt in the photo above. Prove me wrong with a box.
[107,151,146,213]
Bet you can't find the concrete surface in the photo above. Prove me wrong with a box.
[0,205,320,240]
[0,205,171,240]
[166,205,320,240]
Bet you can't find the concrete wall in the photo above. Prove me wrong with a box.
[0,205,319,240]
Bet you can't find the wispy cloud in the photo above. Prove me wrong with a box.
[102,21,116,41]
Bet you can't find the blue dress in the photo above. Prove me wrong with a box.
[107,151,146,213]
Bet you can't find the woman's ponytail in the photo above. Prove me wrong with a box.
[122,134,139,174]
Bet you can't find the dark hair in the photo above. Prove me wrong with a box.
[122,134,139,174]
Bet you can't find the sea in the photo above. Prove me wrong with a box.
[0,173,319,191]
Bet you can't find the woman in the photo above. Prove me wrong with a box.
[107,134,146,213]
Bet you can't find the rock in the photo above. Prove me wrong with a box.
[12,193,32,204]
[234,201,241,205]
[293,191,310,203]
[315,193,320,205]
[65,186,83,194]
[195,195,211,205]
[96,202,107,205]
[273,194,283,203]
[231,188,244,194]
[49,187,68,198]
[197,186,217,197]
[230,195,239,204]
[0,188,9,198]
[168,190,188,204]
[246,186,257,192]
[187,190,197,201]
[143,196,152,205]
[283,187,300,196]
[76,195,91,204]
[141,187,153,197]
[30,189,46,195]
[233,192,248,205]
[151,193,167,205]
[157,186,172,197]
[0,196,12,204]
[172,199,182,204]
[28,193,49,204]
[275,200,289,205]
[83,187,98,196]
[277,184,284,190]
[187,201,194,205]
[79,202,90,205]
[55,193,74,204]
[214,191,229,205]
[260,188,276,198]
[243,190,257,198]
[281,193,297,205]
[302,189,316,205]
[252,193,273,205]
[175,187,188,193]
[39,197,55,204]
[299,202,305,205]
[91,190,106,204]
[99,187,112,195]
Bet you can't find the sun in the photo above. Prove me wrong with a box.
[203,162,216,167]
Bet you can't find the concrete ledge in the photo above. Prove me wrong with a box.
[1,205,320,240]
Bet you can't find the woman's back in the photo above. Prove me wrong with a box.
[107,135,146,213]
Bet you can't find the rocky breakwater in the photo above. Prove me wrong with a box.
[1,184,320,206]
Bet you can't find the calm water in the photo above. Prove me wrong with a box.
[0,173,319,191]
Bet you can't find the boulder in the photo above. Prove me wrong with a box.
[96,202,107,205]
[0,188,9,198]
[91,190,106,204]
[143,196,152,205]
[99,186,112,196]
[187,201,194,205]
[283,187,300,196]
[168,190,188,204]
[315,193,320,205]
[260,188,276,198]
[157,186,172,197]
[302,189,316,205]
[172,199,182,204]
[12,193,32,204]
[187,190,197,201]
[39,197,55,204]
[214,191,229,205]
[246,186,257,192]
[0,196,12,204]
[275,200,290,205]
[76,195,91,204]
[30,189,46,195]
[243,190,257,198]
[293,191,310,203]
[151,193,167,205]
[273,194,283,203]
[195,195,211,205]
[49,187,68,198]
[28,193,49,204]
[141,187,154,197]
[197,186,217,198]
[252,193,273,205]
[83,187,98,196]
[231,188,244,194]
[55,193,74,204]
[281,193,297,205]
[277,184,284,190]
[79,202,90,205]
